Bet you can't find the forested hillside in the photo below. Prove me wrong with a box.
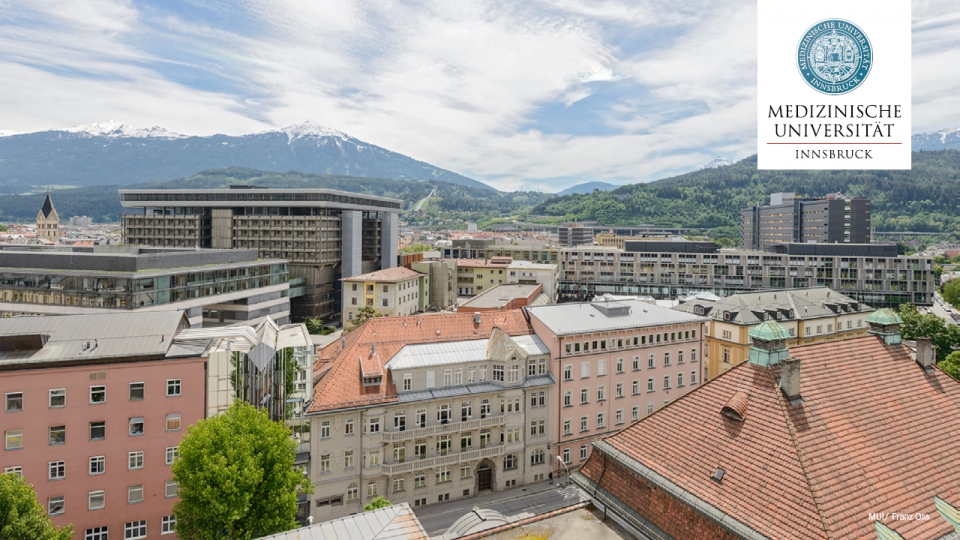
[0,168,549,223]
[533,150,960,241]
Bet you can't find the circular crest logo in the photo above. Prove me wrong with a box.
[797,19,872,95]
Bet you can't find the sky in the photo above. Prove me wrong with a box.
[1,0,959,192]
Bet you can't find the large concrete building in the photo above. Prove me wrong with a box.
[0,245,291,327]
[120,187,403,322]
[558,242,935,308]
[741,192,871,250]
[304,312,555,522]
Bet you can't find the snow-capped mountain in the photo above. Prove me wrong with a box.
[696,156,734,171]
[912,128,960,151]
[0,121,488,190]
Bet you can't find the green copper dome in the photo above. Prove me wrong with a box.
[748,320,791,342]
[866,308,903,326]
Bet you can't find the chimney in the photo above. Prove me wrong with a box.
[916,337,935,371]
[780,357,802,405]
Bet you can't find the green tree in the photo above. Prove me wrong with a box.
[0,473,74,540]
[363,496,392,512]
[172,402,312,540]
[303,317,335,335]
[402,243,432,253]
[943,279,960,308]
[346,306,383,331]
[940,351,960,380]
[897,303,960,362]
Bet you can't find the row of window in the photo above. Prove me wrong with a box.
[4,416,181,450]
[562,372,698,406]
[564,330,697,356]
[400,359,547,391]
[563,350,698,381]
[560,444,592,464]
[25,448,180,485]
[80,516,176,540]
[3,379,182,412]
[562,402,667,436]
[42,480,179,518]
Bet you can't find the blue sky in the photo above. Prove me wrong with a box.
[1,0,959,192]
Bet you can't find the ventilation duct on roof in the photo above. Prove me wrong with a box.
[720,391,749,422]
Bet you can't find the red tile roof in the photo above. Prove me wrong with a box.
[306,311,533,413]
[341,266,423,283]
[583,335,960,540]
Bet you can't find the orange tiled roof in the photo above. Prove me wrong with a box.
[341,266,423,283]
[306,311,533,413]
[586,335,960,540]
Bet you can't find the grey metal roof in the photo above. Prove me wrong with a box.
[442,508,510,539]
[255,502,428,540]
[0,311,188,367]
[396,375,554,404]
[525,299,706,336]
[508,334,550,355]
[385,333,549,371]
[671,287,872,325]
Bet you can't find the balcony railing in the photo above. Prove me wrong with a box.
[381,415,506,443]
[381,443,506,475]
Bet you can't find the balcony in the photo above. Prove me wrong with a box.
[381,443,506,475]
[381,415,506,443]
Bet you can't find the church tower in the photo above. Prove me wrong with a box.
[36,191,60,243]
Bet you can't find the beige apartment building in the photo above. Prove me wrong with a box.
[305,312,554,522]
[341,267,428,323]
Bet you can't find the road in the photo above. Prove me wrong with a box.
[412,479,585,538]
[931,293,959,326]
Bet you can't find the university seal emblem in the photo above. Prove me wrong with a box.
[797,19,872,95]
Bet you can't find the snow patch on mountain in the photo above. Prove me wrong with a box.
[278,121,349,143]
[696,157,733,170]
[63,121,187,139]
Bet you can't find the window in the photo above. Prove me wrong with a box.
[563,391,571,407]
[691,371,698,385]
[616,409,623,425]
[320,453,330,473]
[49,388,66,408]
[461,402,472,421]
[3,466,22,476]
[90,455,105,475]
[530,391,545,408]
[5,392,22,412]
[616,358,624,373]
[691,349,698,362]
[165,480,179,498]
[167,379,181,397]
[722,329,732,339]
[125,520,147,539]
[347,484,359,500]
[383,285,389,293]
[161,515,176,535]
[827,324,833,332]
[129,382,144,400]
[648,354,655,369]
[368,451,381,467]
[88,490,105,510]
[479,366,487,382]
[437,404,451,423]
[436,468,451,483]
[597,412,606,429]
[382,299,388,307]
[678,373,684,387]
[503,454,517,470]
[320,420,330,438]
[565,344,572,355]
[678,350,684,364]
[580,362,589,379]
[467,367,476,383]
[48,495,65,516]
[632,357,639,371]
[597,385,606,401]
[580,445,588,460]
[531,449,545,465]
[344,450,354,469]
[647,378,654,392]
[632,406,639,421]
[493,365,504,381]
[85,527,109,540]
[90,385,106,403]
[368,481,380,497]
[369,417,381,433]
[817,325,823,334]
[393,476,405,492]
[129,451,144,470]
[723,349,730,363]
[563,365,572,381]
[580,416,589,432]
[598,360,606,376]
[563,419,572,435]
[166,413,181,432]
[4,430,22,450]
[128,484,144,504]
[415,473,426,488]
[444,369,452,386]
[663,352,671,366]
[88,421,105,441]
[344,419,354,435]
[49,460,65,480]
[632,380,639,395]
[615,382,624,398]
[507,364,519,383]
[663,375,671,389]
[461,463,471,478]
[647,402,655,415]
[805,326,812,336]
[563,448,571,463]
[580,388,588,404]
[49,425,66,445]
[129,417,144,436]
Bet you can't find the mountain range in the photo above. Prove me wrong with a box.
[0,121,489,192]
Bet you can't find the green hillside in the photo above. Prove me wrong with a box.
[533,150,960,242]
[0,168,549,223]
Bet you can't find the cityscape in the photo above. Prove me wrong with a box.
[3,2,960,540]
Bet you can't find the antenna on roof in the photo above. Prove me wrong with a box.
[371,343,376,355]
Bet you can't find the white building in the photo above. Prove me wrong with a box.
[506,260,559,301]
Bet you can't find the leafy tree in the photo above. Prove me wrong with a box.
[346,306,383,331]
[172,402,312,540]
[943,279,960,308]
[363,497,392,512]
[0,473,74,540]
[303,317,336,335]
[940,351,960,380]
[897,304,960,362]
[402,243,432,253]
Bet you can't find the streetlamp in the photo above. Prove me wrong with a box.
[556,455,570,486]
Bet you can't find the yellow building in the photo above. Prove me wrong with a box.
[341,266,428,323]
[454,257,512,296]
[36,192,60,243]
[672,288,875,380]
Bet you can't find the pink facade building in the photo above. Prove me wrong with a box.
[1,312,203,540]
[525,299,706,471]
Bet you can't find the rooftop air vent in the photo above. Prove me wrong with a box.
[720,391,748,422]
[712,468,726,483]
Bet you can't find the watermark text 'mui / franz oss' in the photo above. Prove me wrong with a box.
[868,512,931,522]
